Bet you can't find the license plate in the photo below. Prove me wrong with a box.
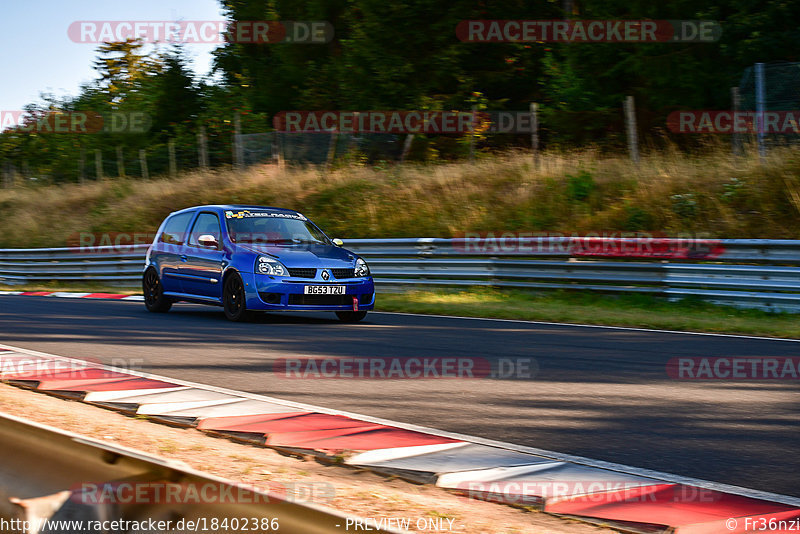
[304,285,345,295]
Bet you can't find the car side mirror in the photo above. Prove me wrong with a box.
[332,238,344,247]
[198,234,219,249]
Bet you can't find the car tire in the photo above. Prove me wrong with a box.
[142,268,172,313]
[223,272,252,322]
[336,311,368,323]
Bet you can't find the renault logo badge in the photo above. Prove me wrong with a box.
[321,269,330,280]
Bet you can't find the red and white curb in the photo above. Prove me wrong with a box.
[0,290,143,300]
[1,344,799,533]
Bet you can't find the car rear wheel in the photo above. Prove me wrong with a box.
[143,268,172,313]
[223,272,252,322]
[336,311,368,323]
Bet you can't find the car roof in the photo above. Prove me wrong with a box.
[170,205,301,215]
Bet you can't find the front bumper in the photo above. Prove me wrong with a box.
[243,272,375,311]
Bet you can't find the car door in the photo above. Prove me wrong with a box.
[152,211,195,294]
[179,211,225,298]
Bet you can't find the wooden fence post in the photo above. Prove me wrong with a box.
[530,102,539,166]
[233,112,244,168]
[95,149,103,180]
[731,86,741,156]
[116,146,125,177]
[198,127,209,169]
[139,149,149,180]
[168,139,177,177]
[623,96,640,163]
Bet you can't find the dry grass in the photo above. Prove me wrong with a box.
[1,145,799,248]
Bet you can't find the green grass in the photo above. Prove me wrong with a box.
[375,288,800,338]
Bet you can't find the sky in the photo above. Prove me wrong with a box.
[1,0,225,113]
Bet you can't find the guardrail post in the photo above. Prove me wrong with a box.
[416,238,436,256]
[488,257,497,288]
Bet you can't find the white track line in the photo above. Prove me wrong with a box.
[2,342,799,508]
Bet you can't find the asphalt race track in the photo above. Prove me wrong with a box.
[1,295,798,497]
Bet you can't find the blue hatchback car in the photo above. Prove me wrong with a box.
[143,205,375,322]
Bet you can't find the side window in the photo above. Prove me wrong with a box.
[188,212,222,249]
[159,212,194,245]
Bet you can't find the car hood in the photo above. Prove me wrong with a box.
[236,243,357,267]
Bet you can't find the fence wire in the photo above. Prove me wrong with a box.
[738,61,800,150]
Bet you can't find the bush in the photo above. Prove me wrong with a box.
[566,170,595,201]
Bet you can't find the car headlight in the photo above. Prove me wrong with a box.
[256,256,288,276]
[354,257,370,277]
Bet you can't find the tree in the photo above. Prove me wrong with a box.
[151,45,202,138]
[92,39,161,106]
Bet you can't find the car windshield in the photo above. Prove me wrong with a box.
[225,212,330,245]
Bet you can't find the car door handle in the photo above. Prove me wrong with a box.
[180,255,188,262]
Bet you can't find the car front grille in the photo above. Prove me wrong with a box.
[287,293,373,306]
[286,267,356,279]
[288,294,352,305]
[287,268,316,278]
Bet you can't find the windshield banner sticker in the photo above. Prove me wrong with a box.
[225,210,306,220]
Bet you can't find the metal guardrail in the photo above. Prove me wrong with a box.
[0,411,397,534]
[1,237,800,312]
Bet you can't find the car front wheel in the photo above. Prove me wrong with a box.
[143,268,172,313]
[223,272,252,322]
[336,311,368,323]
